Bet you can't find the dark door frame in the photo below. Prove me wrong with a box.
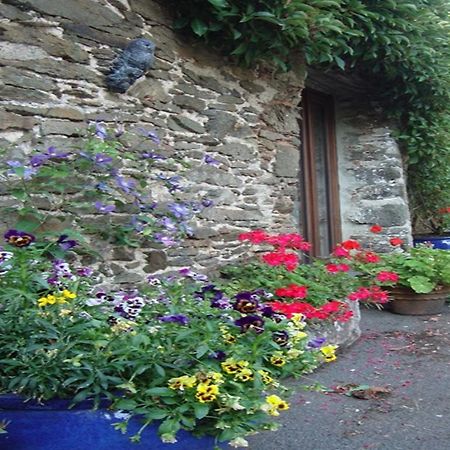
[300,89,342,256]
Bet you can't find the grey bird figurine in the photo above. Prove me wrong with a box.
[106,38,156,94]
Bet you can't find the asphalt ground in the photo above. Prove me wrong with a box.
[247,304,450,450]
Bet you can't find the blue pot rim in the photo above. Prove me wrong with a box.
[0,393,111,411]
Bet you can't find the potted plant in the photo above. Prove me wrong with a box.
[413,207,450,250]
[351,237,450,315]
[0,229,331,449]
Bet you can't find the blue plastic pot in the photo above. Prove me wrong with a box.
[0,395,222,450]
[413,235,450,250]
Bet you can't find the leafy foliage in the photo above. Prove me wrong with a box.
[166,0,450,233]
[0,124,211,253]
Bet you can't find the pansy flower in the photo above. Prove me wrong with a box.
[234,315,265,333]
[233,294,259,314]
[57,234,78,251]
[4,229,35,247]
[272,330,289,347]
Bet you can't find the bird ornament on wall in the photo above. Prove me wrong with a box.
[106,38,155,93]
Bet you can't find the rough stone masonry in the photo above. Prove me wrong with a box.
[0,0,412,283]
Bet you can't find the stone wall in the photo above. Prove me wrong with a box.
[0,0,306,278]
[0,0,412,282]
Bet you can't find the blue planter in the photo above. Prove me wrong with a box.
[0,395,221,450]
[413,235,450,250]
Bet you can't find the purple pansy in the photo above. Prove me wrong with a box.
[4,229,35,248]
[234,315,265,334]
[46,147,70,159]
[76,267,93,277]
[57,234,78,251]
[30,153,49,167]
[138,129,161,145]
[159,217,178,233]
[178,268,208,282]
[154,233,177,247]
[307,337,327,349]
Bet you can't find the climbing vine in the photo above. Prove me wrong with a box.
[165,0,450,233]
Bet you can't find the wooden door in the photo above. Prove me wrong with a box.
[300,90,341,257]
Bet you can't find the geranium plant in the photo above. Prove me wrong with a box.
[220,230,390,324]
[351,241,450,294]
[0,231,333,447]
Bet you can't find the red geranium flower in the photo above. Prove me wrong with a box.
[275,284,308,299]
[341,239,361,250]
[326,263,350,273]
[238,229,269,244]
[332,245,350,258]
[376,271,399,283]
[389,237,404,246]
[358,251,381,264]
[370,224,383,234]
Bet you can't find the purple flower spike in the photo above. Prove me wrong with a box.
[46,147,70,159]
[142,152,166,160]
[159,314,189,326]
[30,153,49,167]
[57,234,78,250]
[94,153,113,165]
[145,130,161,145]
[168,203,190,219]
[4,229,35,248]
[115,176,136,194]
[201,199,214,208]
[95,122,108,140]
[204,155,219,166]
[94,201,116,214]
[154,233,177,247]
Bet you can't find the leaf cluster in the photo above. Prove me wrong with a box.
[0,243,321,445]
[165,0,450,232]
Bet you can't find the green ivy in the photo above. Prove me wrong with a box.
[164,0,450,233]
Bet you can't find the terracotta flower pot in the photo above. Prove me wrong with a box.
[387,286,450,315]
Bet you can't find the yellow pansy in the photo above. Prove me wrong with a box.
[320,344,338,362]
[195,383,219,403]
[168,375,197,390]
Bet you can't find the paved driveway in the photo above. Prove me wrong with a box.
[247,305,450,450]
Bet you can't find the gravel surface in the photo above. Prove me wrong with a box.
[247,304,450,450]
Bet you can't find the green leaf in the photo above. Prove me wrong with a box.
[145,387,174,396]
[208,0,227,7]
[407,276,435,293]
[114,398,137,410]
[193,403,209,419]
[145,409,168,420]
[334,55,346,70]
[191,18,209,37]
